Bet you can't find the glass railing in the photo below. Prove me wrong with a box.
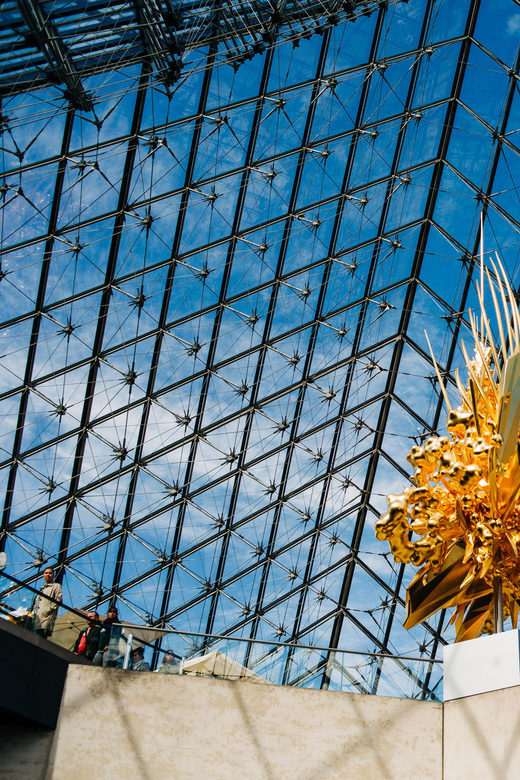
[149,629,443,700]
[0,570,442,700]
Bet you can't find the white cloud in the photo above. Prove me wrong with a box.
[507,13,520,34]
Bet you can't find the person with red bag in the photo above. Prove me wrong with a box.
[74,611,102,661]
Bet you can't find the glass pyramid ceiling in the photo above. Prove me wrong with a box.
[1,0,520,696]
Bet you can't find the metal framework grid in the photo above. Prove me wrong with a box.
[2,0,520,698]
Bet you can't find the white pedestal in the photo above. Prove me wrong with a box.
[443,629,520,701]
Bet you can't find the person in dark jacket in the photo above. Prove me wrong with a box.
[73,611,102,661]
[92,605,122,667]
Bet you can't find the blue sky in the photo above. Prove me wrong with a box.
[0,0,519,695]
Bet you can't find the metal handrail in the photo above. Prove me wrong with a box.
[0,570,442,665]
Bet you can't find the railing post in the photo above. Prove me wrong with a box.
[494,578,503,633]
[123,633,134,669]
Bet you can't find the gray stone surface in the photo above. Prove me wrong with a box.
[0,724,54,780]
[45,665,442,780]
[444,685,520,780]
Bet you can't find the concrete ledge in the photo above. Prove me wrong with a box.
[8,655,520,779]
[444,685,520,780]
[46,665,443,780]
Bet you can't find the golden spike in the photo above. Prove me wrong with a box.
[468,311,498,401]
[460,340,494,417]
[424,331,451,410]
[490,258,517,355]
[456,501,467,530]
[499,448,520,523]
[475,340,499,403]
[438,474,457,496]
[455,607,465,635]
[448,605,461,628]
[455,596,494,643]
[480,213,484,294]
[475,213,490,365]
[498,353,520,464]
[469,380,481,436]
[486,267,509,361]
[478,555,494,579]
[462,537,474,565]
[474,286,501,382]
[468,310,482,375]
[494,252,520,350]
[461,565,477,589]
[454,368,471,407]
[488,447,498,516]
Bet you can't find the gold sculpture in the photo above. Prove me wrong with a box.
[375,244,520,641]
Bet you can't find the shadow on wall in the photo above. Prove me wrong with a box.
[444,690,520,780]
[0,724,54,780]
[46,666,442,780]
[48,669,154,780]
[230,681,410,780]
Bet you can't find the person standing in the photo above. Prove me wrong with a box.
[73,611,102,661]
[33,567,62,637]
[92,605,122,667]
[157,649,180,674]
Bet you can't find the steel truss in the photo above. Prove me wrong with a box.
[1,0,406,101]
[1,0,520,698]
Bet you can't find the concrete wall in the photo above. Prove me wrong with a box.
[444,686,520,780]
[1,724,54,780]
[12,661,520,780]
[0,618,89,728]
[45,666,443,780]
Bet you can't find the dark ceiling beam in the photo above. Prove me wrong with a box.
[241,26,335,665]
[0,105,76,550]
[202,47,276,641]
[2,0,408,99]
[0,55,463,186]
[132,0,184,86]
[15,0,93,111]
[110,44,219,603]
[55,66,150,575]
[320,0,459,689]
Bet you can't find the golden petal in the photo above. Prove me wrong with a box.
[498,352,520,464]
[455,595,494,643]
[404,544,470,630]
